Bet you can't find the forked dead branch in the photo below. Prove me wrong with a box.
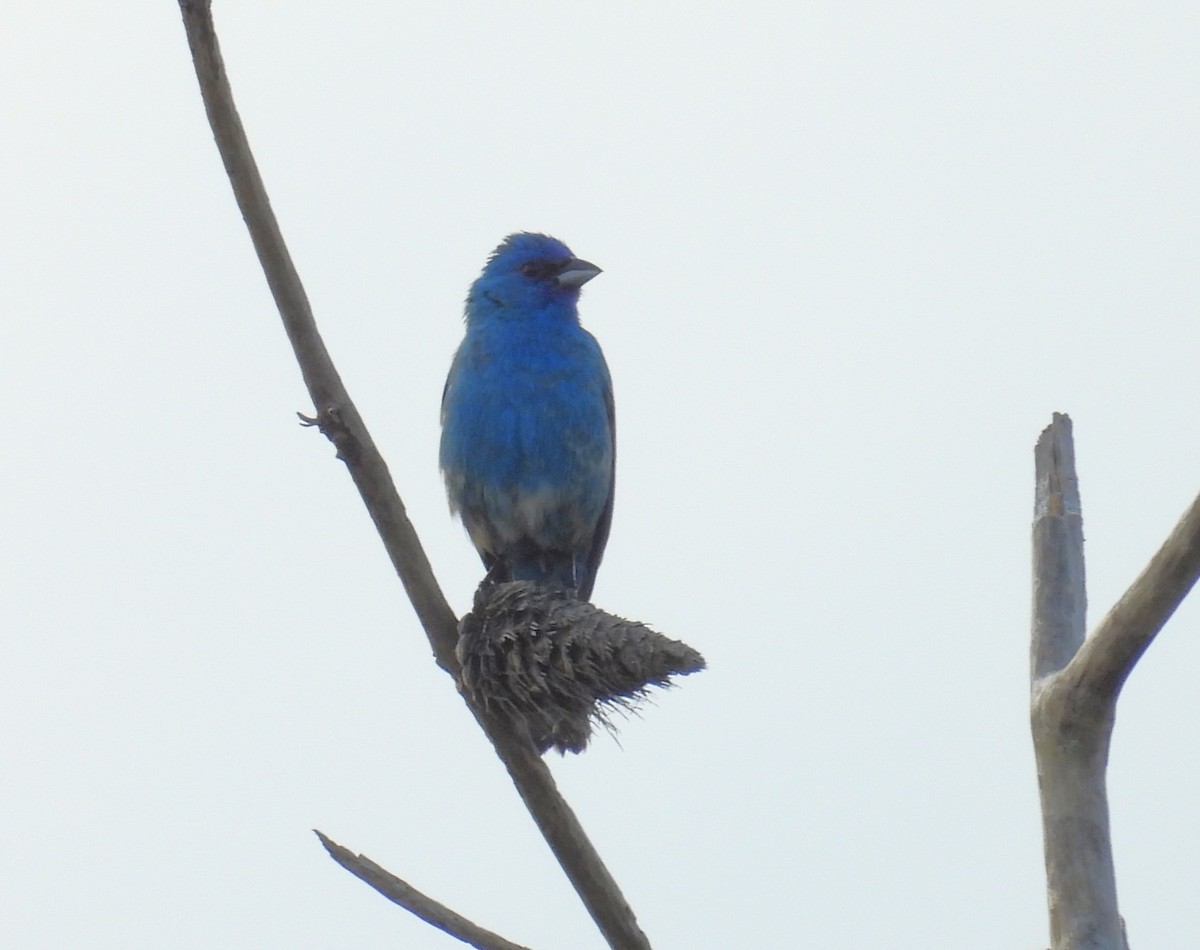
[1031,413,1200,950]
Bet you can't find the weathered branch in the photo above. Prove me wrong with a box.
[1074,482,1200,701]
[1031,412,1200,950]
[316,832,532,950]
[177,4,651,947]
[1031,414,1087,684]
[1030,413,1117,950]
[467,713,650,946]
[177,0,457,671]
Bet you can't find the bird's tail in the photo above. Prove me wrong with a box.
[485,546,593,600]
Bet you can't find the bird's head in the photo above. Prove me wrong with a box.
[466,232,602,321]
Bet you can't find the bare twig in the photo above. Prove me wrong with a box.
[1074,484,1200,700]
[177,0,457,671]
[316,832,532,950]
[177,3,651,947]
[1031,413,1200,950]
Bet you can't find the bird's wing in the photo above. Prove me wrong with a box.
[579,376,616,601]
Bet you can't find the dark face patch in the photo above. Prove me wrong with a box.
[519,259,565,283]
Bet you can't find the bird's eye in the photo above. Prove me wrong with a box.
[520,261,554,280]
[520,262,541,277]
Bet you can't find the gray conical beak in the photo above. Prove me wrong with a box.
[556,258,602,288]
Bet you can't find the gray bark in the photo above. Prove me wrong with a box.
[1032,413,1200,949]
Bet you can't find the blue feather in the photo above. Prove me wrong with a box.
[440,233,615,600]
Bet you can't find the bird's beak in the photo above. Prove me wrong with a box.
[556,258,602,288]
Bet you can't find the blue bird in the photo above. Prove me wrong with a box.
[440,233,615,601]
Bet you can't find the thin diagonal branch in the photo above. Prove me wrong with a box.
[469,714,649,947]
[1073,486,1200,700]
[316,832,532,950]
[177,0,458,671]
[177,4,651,948]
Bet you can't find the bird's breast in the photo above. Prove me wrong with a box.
[441,324,612,504]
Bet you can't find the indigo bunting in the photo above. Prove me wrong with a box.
[440,233,614,601]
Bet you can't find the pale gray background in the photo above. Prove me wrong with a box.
[3,3,1198,948]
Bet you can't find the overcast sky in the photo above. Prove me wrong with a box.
[3,3,1198,948]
